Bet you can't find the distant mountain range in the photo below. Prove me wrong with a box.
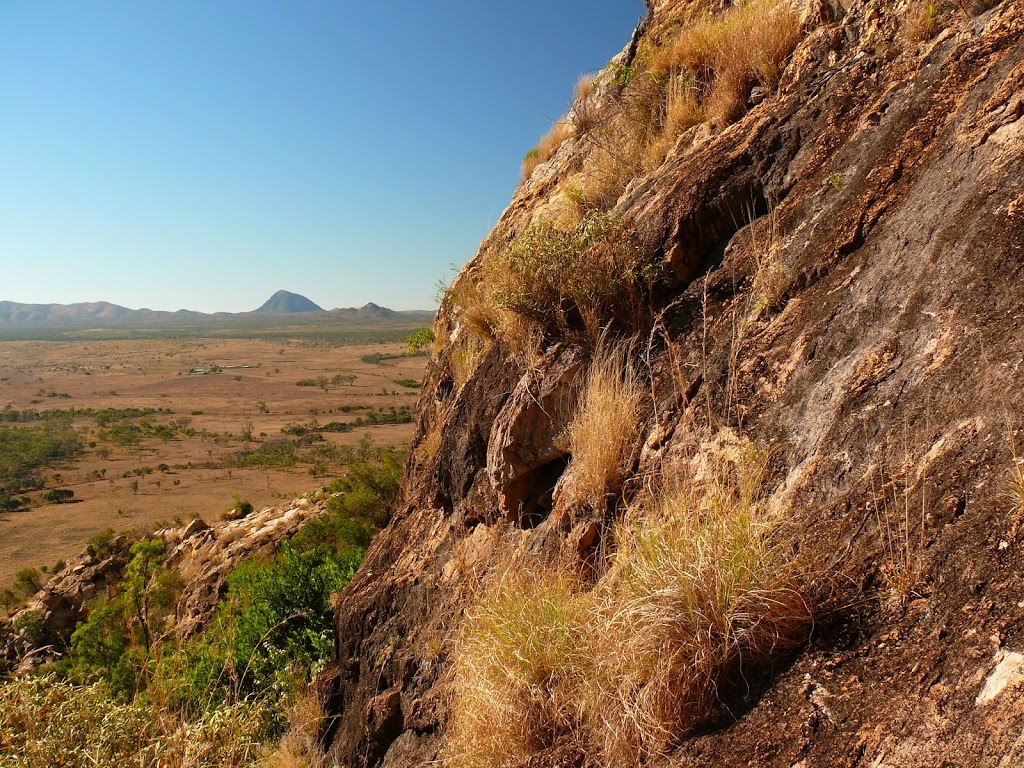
[0,291,434,329]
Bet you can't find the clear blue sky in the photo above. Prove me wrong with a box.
[0,1,645,313]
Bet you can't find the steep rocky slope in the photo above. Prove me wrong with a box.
[321,1,1024,766]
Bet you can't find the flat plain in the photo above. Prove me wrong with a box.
[0,334,426,586]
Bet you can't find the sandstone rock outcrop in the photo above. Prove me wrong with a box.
[321,1,1024,766]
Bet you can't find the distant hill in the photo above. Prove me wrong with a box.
[253,290,324,314]
[0,297,434,337]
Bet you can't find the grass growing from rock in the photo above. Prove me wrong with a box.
[564,341,644,510]
[446,434,814,767]
[446,571,583,768]
[518,0,804,210]
[454,212,657,354]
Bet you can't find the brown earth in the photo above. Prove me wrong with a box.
[0,337,424,586]
[319,1,1024,767]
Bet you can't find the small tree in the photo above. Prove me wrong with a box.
[43,488,75,504]
[407,328,435,355]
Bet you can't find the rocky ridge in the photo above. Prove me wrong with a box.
[318,1,1024,767]
[2,497,329,676]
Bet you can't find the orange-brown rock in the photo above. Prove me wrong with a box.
[321,1,1024,766]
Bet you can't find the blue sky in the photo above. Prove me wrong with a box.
[0,1,646,313]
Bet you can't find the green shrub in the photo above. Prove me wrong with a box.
[43,488,74,504]
[12,609,48,647]
[0,420,82,499]
[221,542,361,697]
[406,327,435,354]
[70,538,180,698]
[223,498,254,520]
[86,528,132,560]
[325,446,403,528]
[461,212,658,351]
[11,568,43,599]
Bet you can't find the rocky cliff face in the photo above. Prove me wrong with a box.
[322,1,1024,766]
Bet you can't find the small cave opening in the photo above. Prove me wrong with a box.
[503,455,571,529]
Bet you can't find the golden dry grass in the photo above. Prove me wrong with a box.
[1007,460,1024,514]
[574,73,598,103]
[0,674,273,767]
[748,210,792,314]
[260,685,329,768]
[450,337,488,389]
[905,1,942,42]
[564,343,644,510]
[445,570,583,768]
[447,434,814,767]
[582,440,810,763]
[522,119,573,183]
[652,0,802,128]
[643,73,705,171]
[867,460,926,608]
[568,0,804,201]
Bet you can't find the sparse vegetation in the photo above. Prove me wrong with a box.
[0,420,82,510]
[454,212,658,354]
[1,438,388,764]
[906,0,942,41]
[748,210,793,314]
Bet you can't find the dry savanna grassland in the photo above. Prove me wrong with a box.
[0,333,426,587]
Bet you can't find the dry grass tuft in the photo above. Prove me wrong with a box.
[1007,460,1024,514]
[522,119,573,183]
[868,462,926,608]
[450,337,488,390]
[564,343,645,510]
[652,0,803,128]
[748,210,792,314]
[643,73,705,170]
[260,686,329,768]
[574,73,598,103]
[568,0,804,202]
[906,1,942,42]
[457,212,655,351]
[0,674,273,767]
[445,570,583,768]
[447,434,814,767]
[583,440,810,763]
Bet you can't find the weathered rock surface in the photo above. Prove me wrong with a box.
[322,1,1024,766]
